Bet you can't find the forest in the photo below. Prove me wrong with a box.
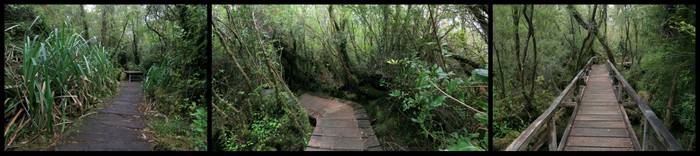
[212,5,489,151]
[4,5,207,151]
[493,5,695,151]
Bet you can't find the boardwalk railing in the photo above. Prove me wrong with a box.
[606,60,683,151]
[505,57,595,151]
[125,71,143,82]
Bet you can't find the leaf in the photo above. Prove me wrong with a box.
[474,112,487,125]
[432,95,446,107]
[446,138,483,151]
[447,80,459,93]
[471,69,488,83]
[474,101,487,111]
[427,42,437,45]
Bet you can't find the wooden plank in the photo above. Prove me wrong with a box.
[622,102,637,107]
[573,121,627,128]
[565,137,634,148]
[561,102,576,107]
[574,114,623,121]
[577,105,621,112]
[564,146,635,151]
[576,109,621,115]
[579,102,618,106]
[582,99,618,103]
[569,128,629,137]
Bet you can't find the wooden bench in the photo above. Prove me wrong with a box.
[124,71,144,82]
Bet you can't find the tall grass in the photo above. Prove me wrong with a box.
[4,26,119,149]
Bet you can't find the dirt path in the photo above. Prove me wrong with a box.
[298,93,382,151]
[56,82,151,151]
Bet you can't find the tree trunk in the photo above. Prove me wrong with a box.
[100,6,109,47]
[524,5,538,104]
[132,19,139,66]
[328,6,357,88]
[80,5,90,45]
[512,6,522,91]
[495,44,506,99]
[664,77,677,129]
[567,5,616,65]
[465,5,488,44]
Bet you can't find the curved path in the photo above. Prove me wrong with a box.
[298,93,382,151]
[56,82,151,151]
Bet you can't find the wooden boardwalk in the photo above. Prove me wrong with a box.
[56,82,151,151]
[507,58,681,151]
[298,93,382,151]
[563,65,635,151]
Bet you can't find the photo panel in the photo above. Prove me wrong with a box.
[3,4,208,151]
[210,4,489,151]
[492,4,694,151]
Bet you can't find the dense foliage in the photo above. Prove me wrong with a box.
[213,5,488,151]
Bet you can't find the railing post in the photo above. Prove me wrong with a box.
[617,83,623,103]
[643,119,650,151]
[548,119,558,151]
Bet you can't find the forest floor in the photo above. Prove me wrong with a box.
[54,82,153,151]
[299,93,382,151]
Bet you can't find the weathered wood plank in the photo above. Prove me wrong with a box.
[569,128,629,137]
[574,114,623,121]
[564,146,635,151]
[573,121,627,128]
[566,137,634,148]
[576,109,621,115]
[577,105,622,112]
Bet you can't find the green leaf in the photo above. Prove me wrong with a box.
[447,80,459,93]
[474,112,487,125]
[432,95,446,107]
[471,69,488,83]
[389,90,402,97]
[474,101,488,111]
[446,138,484,151]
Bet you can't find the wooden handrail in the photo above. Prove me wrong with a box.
[505,57,594,151]
[605,60,683,151]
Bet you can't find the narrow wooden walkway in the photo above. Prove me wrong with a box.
[563,65,634,151]
[56,82,151,151]
[298,93,382,151]
[507,58,681,151]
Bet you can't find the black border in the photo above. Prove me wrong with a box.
[206,4,213,152]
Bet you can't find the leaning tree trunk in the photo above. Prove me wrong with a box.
[664,76,677,129]
[567,5,616,65]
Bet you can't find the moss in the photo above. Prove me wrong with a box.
[494,131,521,151]
[145,113,194,151]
